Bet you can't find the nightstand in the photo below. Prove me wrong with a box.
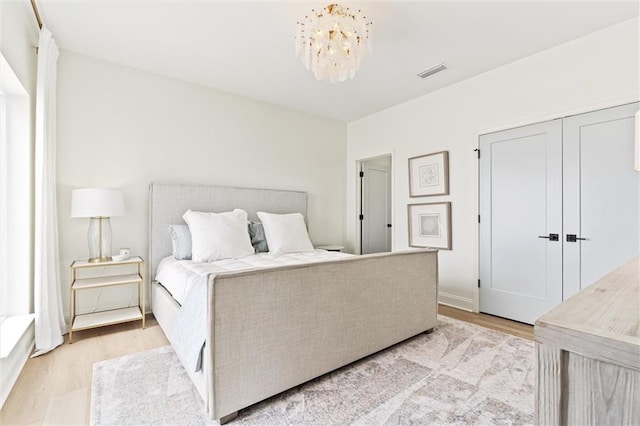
[69,256,145,343]
[316,245,345,252]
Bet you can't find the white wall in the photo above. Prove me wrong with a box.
[0,1,38,94]
[347,18,640,311]
[56,52,347,316]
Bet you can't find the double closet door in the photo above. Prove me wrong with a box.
[479,103,639,325]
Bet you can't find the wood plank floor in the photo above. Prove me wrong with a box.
[439,304,534,340]
[0,306,532,425]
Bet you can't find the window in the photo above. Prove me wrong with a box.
[1,52,34,412]
[0,53,31,322]
[0,90,7,323]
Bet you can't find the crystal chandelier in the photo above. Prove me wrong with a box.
[295,3,372,83]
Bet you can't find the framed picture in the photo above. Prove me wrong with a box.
[408,151,449,197]
[408,202,451,250]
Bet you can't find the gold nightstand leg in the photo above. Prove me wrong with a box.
[69,267,75,344]
[139,261,146,329]
[69,288,75,344]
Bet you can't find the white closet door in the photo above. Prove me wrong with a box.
[479,120,563,324]
[562,102,640,299]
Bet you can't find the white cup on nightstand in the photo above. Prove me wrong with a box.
[119,248,130,259]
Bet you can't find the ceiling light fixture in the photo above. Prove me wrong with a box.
[295,3,372,84]
[418,63,447,79]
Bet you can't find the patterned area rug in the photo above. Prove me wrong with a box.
[91,316,534,425]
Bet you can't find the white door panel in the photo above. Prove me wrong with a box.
[362,162,391,254]
[563,103,640,298]
[491,135,548,297]
[479,120,563,324]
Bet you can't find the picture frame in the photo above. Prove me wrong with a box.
[408,151,449,197]
[408,202,452,250]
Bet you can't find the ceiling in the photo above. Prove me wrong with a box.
[36,1,639,122]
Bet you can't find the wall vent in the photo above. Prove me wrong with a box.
[418,63,447,79]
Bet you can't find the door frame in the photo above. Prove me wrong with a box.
[355,153,394,255]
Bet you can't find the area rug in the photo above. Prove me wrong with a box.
[90,316,534,425]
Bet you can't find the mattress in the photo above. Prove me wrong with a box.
[155,249,353,306]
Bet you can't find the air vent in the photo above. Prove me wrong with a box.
[418,63,447,79]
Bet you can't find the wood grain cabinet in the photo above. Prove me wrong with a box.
[69,256,145,343]
[534,256,640,425]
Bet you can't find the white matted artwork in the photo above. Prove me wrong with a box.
[408,151,449,197]
[408,202,451,250]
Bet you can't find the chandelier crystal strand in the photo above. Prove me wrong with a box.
[295,3,372,83]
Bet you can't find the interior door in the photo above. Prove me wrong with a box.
[562,102,640,299]
[479,120,563,324]
[361,161,391,254]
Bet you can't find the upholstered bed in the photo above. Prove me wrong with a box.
[148,183,439,423]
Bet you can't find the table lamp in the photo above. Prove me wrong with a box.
[71,188,125,262]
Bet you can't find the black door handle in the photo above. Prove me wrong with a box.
[566,234,587,242]
[538,233,559,241]
[387,224,392,228]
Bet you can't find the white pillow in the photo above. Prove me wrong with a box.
[183,209,255,262]
[257,212,314,255]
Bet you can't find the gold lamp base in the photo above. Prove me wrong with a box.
[88,217,112,263]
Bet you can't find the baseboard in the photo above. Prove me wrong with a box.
[0,315,35,409]
[438,291,474,312]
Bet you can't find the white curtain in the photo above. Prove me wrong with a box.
[32,26,66,357]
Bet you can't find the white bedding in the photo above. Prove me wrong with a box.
[155,250,353,371]
[156,250,352,305]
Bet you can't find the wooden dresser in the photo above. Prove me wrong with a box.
[534,256,639,425]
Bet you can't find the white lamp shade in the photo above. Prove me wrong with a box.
[71,188,125,218]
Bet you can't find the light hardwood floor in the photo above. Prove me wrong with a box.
[0,316,169,426]
[0,306,532,425]
[439,304,534,340]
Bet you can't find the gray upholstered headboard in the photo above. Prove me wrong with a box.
[148,183,308,279]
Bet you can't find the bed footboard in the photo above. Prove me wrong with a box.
[205,249,438,421]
